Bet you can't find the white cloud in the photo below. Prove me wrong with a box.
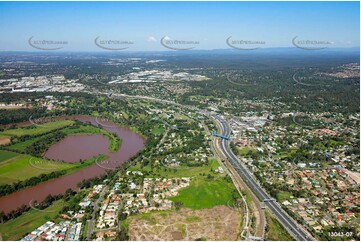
[163,36,172,41]
[148,36,157,42]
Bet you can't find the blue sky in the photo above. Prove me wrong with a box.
[0,1,359,51]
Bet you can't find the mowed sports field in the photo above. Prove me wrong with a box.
[0,150,73,185]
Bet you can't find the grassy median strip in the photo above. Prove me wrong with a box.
[265,209,294,241]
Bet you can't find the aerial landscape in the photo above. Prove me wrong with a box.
[0,1,359,241]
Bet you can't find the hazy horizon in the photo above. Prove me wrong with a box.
[0,1,359,51]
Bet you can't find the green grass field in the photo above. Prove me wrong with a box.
[83,220,90,239]
[265,209,294,241]
[0,120,74,137]
[151,125,166,135]
[169,177,237,209]
[277,191,293,202]
[7,135,51,152]
[0,150,73,185]
[237,147,255,155]
[174,114,191,121]
[0,150,18,163]
[103,133,121,152]
[0,150,107,186]
[128,158,220,178]
[0,200,64,241]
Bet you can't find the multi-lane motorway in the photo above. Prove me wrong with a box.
[213,114,315,241]
[107,92,315,241]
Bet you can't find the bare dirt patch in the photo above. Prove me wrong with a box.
[128,205,241,241]
[0,137,10,145]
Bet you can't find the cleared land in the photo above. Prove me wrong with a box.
[0,137,10,145]
[128,205,241,241]
[124,113,242,239]
[126,154,242,239]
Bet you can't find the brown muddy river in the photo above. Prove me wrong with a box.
[44,135,110,163]
[0,116,145,214]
